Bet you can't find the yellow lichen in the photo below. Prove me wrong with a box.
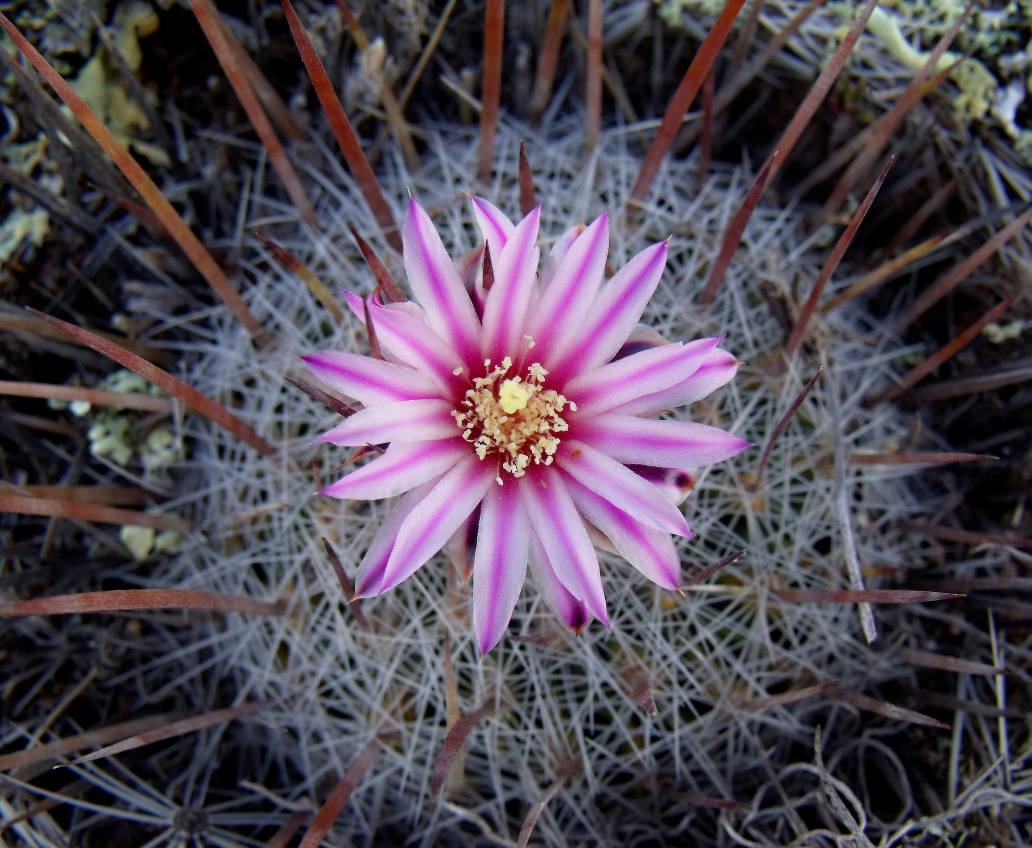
[982,319,1029,344]
[866,8,962,73]
[120,525,156,561]
[0,209,50,265]
[120,525,184,561]
[68,2,169,167]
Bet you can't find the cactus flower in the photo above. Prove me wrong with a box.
[304,198,748,653]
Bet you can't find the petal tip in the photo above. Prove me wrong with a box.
[657,576,681,592]
[353,574,382,599]
[672,519,693,538]
[477,632,503,656]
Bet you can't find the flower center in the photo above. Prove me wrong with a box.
[452,356,575,482]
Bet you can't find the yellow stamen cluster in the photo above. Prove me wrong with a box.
[452,356,575,483]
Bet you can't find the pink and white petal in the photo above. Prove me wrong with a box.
[481,205,541,360]
[519,467,609,626]
[576,414,750,467]
[301,351,440,407]
[539,222,584,289]
[549,241,668,381]
[403,199,482,362]
[344,291,422,323]
[628,464,697,505]
[353,481,436,597]
[563,338,721,415]
[321,439,466,500]
[529,531,592,633]
[443,504,480,585]
[455,244,488,318]
[610,325,669,362]
[584,519,619,556]
[380,457,495,592]
[317,399,458,446]
[527,212,610,362]
[365,299,468,395]
[556,440,690,536]
[342,291,451,373]
[473,482,530,654]
[565,475,683,590]
[344,289,367,322]
[611,350,739,416]
[471,196,516,260]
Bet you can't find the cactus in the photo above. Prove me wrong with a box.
[1,2,1028,845]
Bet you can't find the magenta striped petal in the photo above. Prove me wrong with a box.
[565,476,683,590]
[380,457,495,592]
[403,198,482,362]
[539,222,584,289]
[301,351,440,406]
[343,290,425,327]
[364,298,468,395]
[583,519,618,556]
[343,289,366,321]
[340,292,407,367]
[519,467,609,626]
[354,481,436,597]
[453,244,489,318]
[529,531,592,632]
[576,414,750,467]
[527,213,609,361]
[612,324,668,360]
[321,439,466,500]
[556,440,690,536]
[628,465,697,505]
[562,338,721,415]
[471,196,516,261]
[473,482,530,653]
[443,505,480,584]
[481,205,541,360]
[612,350,739,416]
[549,241,668,381]
[317,398,458,446]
